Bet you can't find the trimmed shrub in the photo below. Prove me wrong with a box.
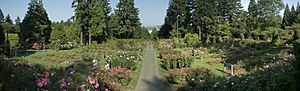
[183,33,199,47]
[162,55,194,70]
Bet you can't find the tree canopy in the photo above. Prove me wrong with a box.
[19,0,52,48]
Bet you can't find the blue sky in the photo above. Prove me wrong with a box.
[0,0,299,26]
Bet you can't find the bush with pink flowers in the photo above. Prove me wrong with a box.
[89,66,132,90]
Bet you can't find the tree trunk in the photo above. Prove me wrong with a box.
[80,30,83,45]
[89,32,92,45]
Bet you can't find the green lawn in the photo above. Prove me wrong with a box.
[191,59,225,76]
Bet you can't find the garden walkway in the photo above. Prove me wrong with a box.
[135,44,166,91]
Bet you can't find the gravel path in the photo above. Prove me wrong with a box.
[135,44,166,91]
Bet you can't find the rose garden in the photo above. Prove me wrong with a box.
[1,0,300,91]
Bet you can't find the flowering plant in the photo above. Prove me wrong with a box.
[35,71,50,89]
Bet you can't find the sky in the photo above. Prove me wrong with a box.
[0,0,299,26]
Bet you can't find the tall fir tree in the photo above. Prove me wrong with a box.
[100,0,112,39]
[282,4,290,28]
[0,22,4,45]
[0,8,4,23]
[15,16,21,33]
[296,3,300,23]
[2,14,13,33]
[88,0,106,44]
[290,5,297,25]
[0,8,4,45]
[159,0,188,38]
[114,0,141,39]
[257,0,284,29]
[247,0,259,32]
[20,0,52,48]
[194,0,218,38]
[185,0,196,33]
[72,0,89,45]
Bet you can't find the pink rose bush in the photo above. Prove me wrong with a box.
[78,66,132,91]
[35,71,50,88]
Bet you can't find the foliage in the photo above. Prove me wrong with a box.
[109,53,139,70]
[72,0,111,45]
[178,60,297,91]
[168,68,190,84]
[294,39,300,73]
[257,0,284,29]
[151,27,159,40]
[50,22,79,50]
[0,24,4,45]
[160,50,194,70]
[133,26,151,39]
[159,0,188,39]
[87,66,132,91]
[19,0,52,48]
[268,27,282,46]
[0,44,10,56]
[0,58,44,91]
[183,33,199,47]
[167,68,213,85]
[2,14,14,33]
[0,8,4,23]
[114,0,141,39]
[14,17,21,33]
[172,38,185,48]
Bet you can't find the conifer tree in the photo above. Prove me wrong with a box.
[257,0,284,29]
[114,0,141,39]
[247,0,259,33]
[282,4,291,28]
[20,0,52,48]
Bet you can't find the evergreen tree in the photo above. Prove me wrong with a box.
[20,0,52,48]
[133,26,150,39]
[160,0,187,38]
[0,8,4,23]
[296,3,300,23]
[14,16,21,33]
[72,0,89,45]
[185,0,195,33]
[227,0,245,38]
[88,0,106,44]
[2,14,13,33]
[100,0,112,40]
[0,8,4,45]
[114,0,141,39]
[0,23,4,45]
[194,0,218,38]
[151,27,158,40]
[50,22,66,49]
[247,0,259,35]
[282,4,291,28]
[257,0,284,29]
[290,5,297,25]
[108,14,118,38]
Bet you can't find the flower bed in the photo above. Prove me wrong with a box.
[167,68,212,85]
[79,66,132,91]
[178,60,297,91]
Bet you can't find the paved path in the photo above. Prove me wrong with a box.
[135,44,165,91]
